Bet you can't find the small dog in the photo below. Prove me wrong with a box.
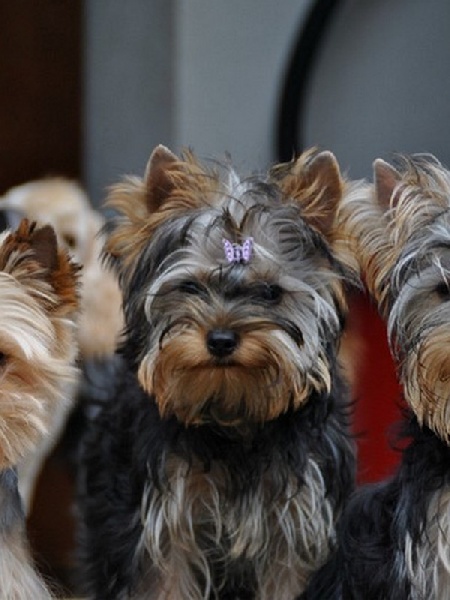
[0,219,79,598]
[303,154,450,599]
[77,145,358,599]
[1,177,123,510]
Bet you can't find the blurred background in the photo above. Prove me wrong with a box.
[2,0,449,595]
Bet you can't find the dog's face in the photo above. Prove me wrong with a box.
[373,156,450,439]
[0,219,79,467]
[104,146,350,427]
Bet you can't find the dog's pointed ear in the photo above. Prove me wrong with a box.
[373,159,401,211]
[300,151,343,236]
[32,224,80,316]
[144,145,179,212]
[1,219,80,315]
[273,150,343,238]
[27,222,59,271]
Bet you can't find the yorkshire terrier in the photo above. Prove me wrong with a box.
[303,154,450,599]
[1,177,123,510]
[77,145,359,599]
[0,219,79,598]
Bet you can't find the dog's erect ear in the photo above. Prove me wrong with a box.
[27,222,59,272]
[33,226,80,316]
[0,219,79,315]
[273,150,343,238]
[300,151,343,236]
[144,145,179,213]
[373,159,401,211]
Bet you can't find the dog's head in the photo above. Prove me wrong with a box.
[0,219,79,467]
[371,155,450,439]
[103,146,352,427]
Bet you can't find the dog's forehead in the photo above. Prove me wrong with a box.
[190,203,321,260]
[147,205,334,296]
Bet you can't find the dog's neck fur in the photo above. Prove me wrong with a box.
[126,364,353,600]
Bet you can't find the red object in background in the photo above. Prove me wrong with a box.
[346,293,403,484]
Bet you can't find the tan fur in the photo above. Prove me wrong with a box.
[104,148,227,283]
[88,146,356,598]
[139,319,331,427]
[1,179,123,509]
[339,155,450,439]
[0,220,79,467]
[270,150,368,392]
[1,177,123,357]
[0,219,80,598]
[270,148,344,238]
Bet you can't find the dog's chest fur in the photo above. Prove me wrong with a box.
[136,452,335,599]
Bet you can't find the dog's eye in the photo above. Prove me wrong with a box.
[179,280,205,295]
[255,283,283,304]
[0,352,8,368]
[436,281,450,299]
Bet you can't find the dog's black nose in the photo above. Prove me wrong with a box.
[206,329,239,358]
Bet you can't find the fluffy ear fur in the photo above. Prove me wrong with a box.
[373,159,401,211]
[143,144,179,213]
[271,149,343,238]
[0,219,79,315]
[103,145,218,277]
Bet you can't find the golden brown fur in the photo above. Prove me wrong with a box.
[113,147,350,427]
[1,178,123,509]
[0,220,79,467]
[0,220,80,599]
[339,155,450,439]
[1,177,123,357]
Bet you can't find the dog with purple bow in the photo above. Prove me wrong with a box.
[77,146,357,599]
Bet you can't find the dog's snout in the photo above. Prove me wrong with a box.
[206,329,239,358]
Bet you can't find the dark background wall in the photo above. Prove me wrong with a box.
[0,0,83,194]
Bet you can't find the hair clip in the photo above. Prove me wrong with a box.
[223,237,253,264]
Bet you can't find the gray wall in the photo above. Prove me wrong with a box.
[84,0,450,204]
[304,0,450,180]
[83,0,176,206]
[175,0,308,171]
[83,0,310,205]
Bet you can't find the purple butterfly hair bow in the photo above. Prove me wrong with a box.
[223,237,254,264]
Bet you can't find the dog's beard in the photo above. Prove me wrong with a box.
[389,276,450,440]
[402,324,450,441]
[138,327,331,426]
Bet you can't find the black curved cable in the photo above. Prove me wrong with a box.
[275,0,343,162]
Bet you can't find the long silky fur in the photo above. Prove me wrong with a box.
[302,415,450,600]
[78,366,354,600]
[0,469,54,599]
[77,147,357,599]
[303,154,450,599]
[0,220,80,598]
